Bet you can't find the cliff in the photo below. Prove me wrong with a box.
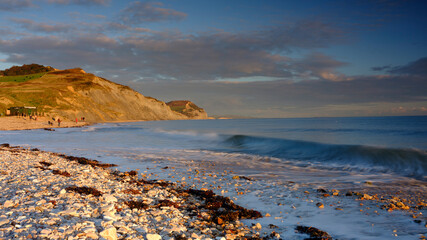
[0,66,208,122]
[166,100,208,119]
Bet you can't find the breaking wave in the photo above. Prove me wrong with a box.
[222,135,427,179]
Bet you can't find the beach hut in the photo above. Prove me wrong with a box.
[7,106,37,116]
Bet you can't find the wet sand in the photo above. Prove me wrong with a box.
[0,116,89,131]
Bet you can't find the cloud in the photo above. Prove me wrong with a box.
[371,65,391,71]
[0,17,346,81]
[389,57,427,76]
[119,1,187,24]
[112,20,344,80]
[0,30,424,117]
[293,52,348,81]
[10,18,74,33]
[130,73,427,117]
[47,0,110,5]
[0,0,33,11]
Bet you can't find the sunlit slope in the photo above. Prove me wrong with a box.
[0,68,206,122]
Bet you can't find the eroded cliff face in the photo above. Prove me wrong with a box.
[166,100,208,120]
[0,68,207,122]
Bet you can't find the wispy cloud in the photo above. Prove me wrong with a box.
[119,1,187,24]
[10,18,74,33]
[47,0,110,5]
[0,0,33,11]
[389,57,427,76]
[371,65,392,71]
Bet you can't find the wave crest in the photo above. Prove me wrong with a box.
[224,135,427,179]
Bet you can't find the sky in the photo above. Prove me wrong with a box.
[0,0,426,118]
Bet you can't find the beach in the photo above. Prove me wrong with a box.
[0,116,89,131]
[0,117,426,239]
[0,144,277,240]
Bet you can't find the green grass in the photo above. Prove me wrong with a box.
[0,72,46,83]
[170,106,186,113]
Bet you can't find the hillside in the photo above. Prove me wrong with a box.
[0,66,208,122]
[166,100,208,119]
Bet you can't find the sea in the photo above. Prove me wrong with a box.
[1,116,426,239]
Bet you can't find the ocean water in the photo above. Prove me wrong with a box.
[1,116,426,239]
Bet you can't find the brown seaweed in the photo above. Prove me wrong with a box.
[65,186,102,197]
[295,225,332,240]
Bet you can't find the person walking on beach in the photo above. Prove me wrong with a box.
[58,118,61,127]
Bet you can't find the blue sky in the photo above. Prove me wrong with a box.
[0,0,426,117]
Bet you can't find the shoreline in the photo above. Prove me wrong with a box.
[1,143,425,239]
[0,144,297,240]
[0,116,90,131]
[0,117,216,131]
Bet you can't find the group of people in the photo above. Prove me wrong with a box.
[48,117,61,126]
[48,116,86,126]
[75,117,86,123]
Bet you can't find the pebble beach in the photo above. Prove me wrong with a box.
[1,119,426,240]
[0,144,280,240]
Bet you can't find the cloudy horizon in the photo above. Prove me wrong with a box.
[0,0,426,118]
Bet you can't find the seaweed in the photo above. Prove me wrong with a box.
[58,154,117,168]
[65,186,102,197]
[52,169,71,177]
[39,161,53,167]
[295,226,332,240]
[122,189,142,195]
[124,200,149,210]
[156,199,180,209]
[186,188,262,223]
[127,179,173,187]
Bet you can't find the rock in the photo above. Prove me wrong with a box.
[295,225,331,240]
[40,229,52,235]
[86,232,99,239]
[146,233,162,240]
[255,223,262,229]
[0,218,9,226]
[100,227,117,240]
[83,227,97,233]
[3,200,14,208]
[103,194,117,203]
[268,224,278,229]
[316,202,324,209]
[191,233,200,239]
[361,194,373,200]
[101,203,115,213]
[331,189,340,196]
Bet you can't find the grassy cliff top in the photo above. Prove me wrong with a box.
[0,63,53,77]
